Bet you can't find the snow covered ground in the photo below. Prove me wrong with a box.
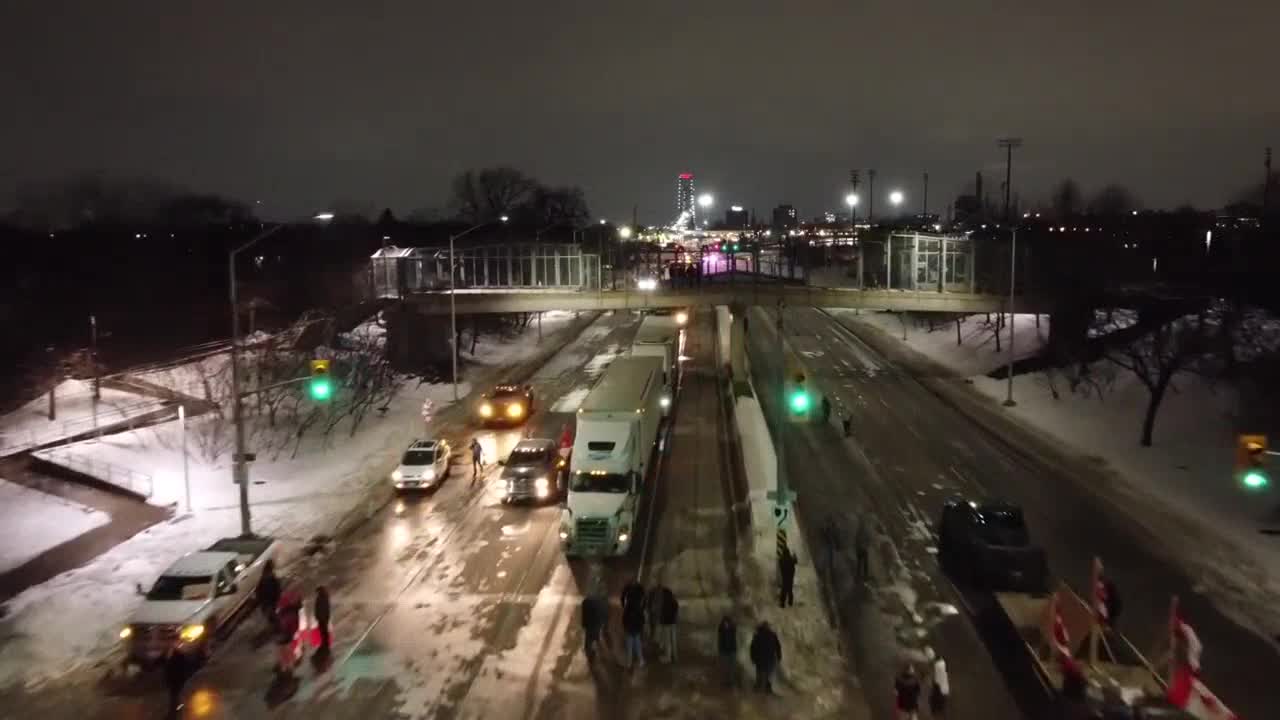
[0,379,166,455]
[834,309,1280,642]
[829,309,1050,377]
[0,479,109,574]
[0,312,566,689]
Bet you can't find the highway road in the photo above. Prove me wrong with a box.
[747,305,1280,718]
[2,308,868,720]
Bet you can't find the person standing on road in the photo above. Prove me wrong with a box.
[926,648,949,719]
[821,396,832,424]
[842,412,853,437]
[646,584,665,642]
[621,578,647,669]
[820,515,843,580]
[717,615,739,687]
[779,549,797,608]
[470,438,484,485]
[163,646,193,719]
[314,585,332,657]
[257,558,281,632]
[893,663,922,720]
[749,621,781,693]
[657,584,679,662]
[855,514,872,583]
[580,591,605,662]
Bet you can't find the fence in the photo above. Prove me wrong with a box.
[0,398,168,457]
[33,447,155,499]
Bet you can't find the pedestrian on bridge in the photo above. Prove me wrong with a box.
[717,615,739,687]
[749,622,781,693]
[778,549,797,608]
[470,438,484,485]
[657,585,679,662]
[621,578,647,669]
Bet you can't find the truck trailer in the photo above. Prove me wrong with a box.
[632,314,681,414]
[559,355,665,557]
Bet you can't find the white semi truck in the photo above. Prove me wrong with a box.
[559,355,665,557]
[632,314,682,415]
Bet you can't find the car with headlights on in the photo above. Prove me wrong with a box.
[119,536,275,670]
[391,439,451,490]
[500,438,564,504]
[477,384,535,426]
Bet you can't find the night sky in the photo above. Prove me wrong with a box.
[3,1,1277,223]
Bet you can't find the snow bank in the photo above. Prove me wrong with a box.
[828,309,1049,378]
[0,379,166,455]
[0,479,109,574]
[715,305,732,363]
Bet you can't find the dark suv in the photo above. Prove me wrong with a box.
[500,438,563,504]
[938,497,1048,593]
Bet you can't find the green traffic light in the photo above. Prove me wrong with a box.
[789,391,810,414]
[1242,470,1269,490]
[310,379,333,401]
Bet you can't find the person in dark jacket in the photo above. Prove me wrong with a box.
[620,579,647,669]
[717,615,739,687]
[854,515,872,583]
[470,438,484,485]
[314,585,331,656]
[779,550,797,608]
[821,396,832,423]
[842,413,853,437]
[657,585,679,662]
[749,622,781,692]
[894,663,922,719]
[645,584,665,641]
[257,558,281,631]
[163,647,193,718]
[580,593,606,662]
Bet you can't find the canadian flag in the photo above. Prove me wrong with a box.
[559,422,574,455]
[1049,593,1071,658]
[1168,668,1237,720]
[1173,612,1203,675]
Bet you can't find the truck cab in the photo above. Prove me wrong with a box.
[120,537,274,668]
[560,356,664,557]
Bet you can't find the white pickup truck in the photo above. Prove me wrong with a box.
[119,536,276,668]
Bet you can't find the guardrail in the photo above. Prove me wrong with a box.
[0,398,168,457]
[33,447,154,499]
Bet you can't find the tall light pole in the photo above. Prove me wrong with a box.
[868,170,877,223]
[998,137,1023,224]
[922,172,929,222]
[450,215,509,401]
[1004,228,1018,407]
[229,212,333,537]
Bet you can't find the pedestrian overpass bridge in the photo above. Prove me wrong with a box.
[392,285,1049,315]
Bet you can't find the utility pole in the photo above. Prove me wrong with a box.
[998,137,1023,224]
[90,314,100,401]
[1004,228,1018,407]
[868,169,877,223]
[849,169,860,223]
[1264,147,1273,223]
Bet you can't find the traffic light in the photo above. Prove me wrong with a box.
[309,359,333,401]
[786,371,810,420]
[731,241,740,252]
[1237,434,1269,490]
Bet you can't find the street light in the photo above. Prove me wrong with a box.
[845,193,859,208]
[228,212,332,537]
[697,193,714,209]
[451,216,509,402]
[618,225,633,240]
[889,190,905,207]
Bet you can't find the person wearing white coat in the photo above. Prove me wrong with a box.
[926,647,950,718]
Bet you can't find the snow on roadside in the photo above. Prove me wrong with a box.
[0,479,109,574]
[828,309,1049,377]
[0,379,165,453]
[463,310,576,370]
[0,310,580,688]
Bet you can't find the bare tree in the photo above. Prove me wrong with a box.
[450,167,538,223]
[1088,184,1139,218]
[1051,179,1083,219]
[1105,312,1215,447]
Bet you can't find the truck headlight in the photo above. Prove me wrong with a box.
[391,469,403,482]
[506,403,524,419]
[535,476,550,498]
[479,402,494,418]
[617,525,631,544]
[660,396,671,409]
[179,624,205,643]
[119,626,133,640]
[559,530,570,540]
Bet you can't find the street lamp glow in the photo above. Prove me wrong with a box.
[844,193,859,208]
[889,190,905,206]
[313,212,335,222]
[500,215,509,223]
[618,226,633,239]
[599,218,607,225]
[697,193,714,209]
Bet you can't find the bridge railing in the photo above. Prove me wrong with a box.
[370,243,602,298]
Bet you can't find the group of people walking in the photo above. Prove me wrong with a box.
[254,559,333,679]
[579,575,786,695]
